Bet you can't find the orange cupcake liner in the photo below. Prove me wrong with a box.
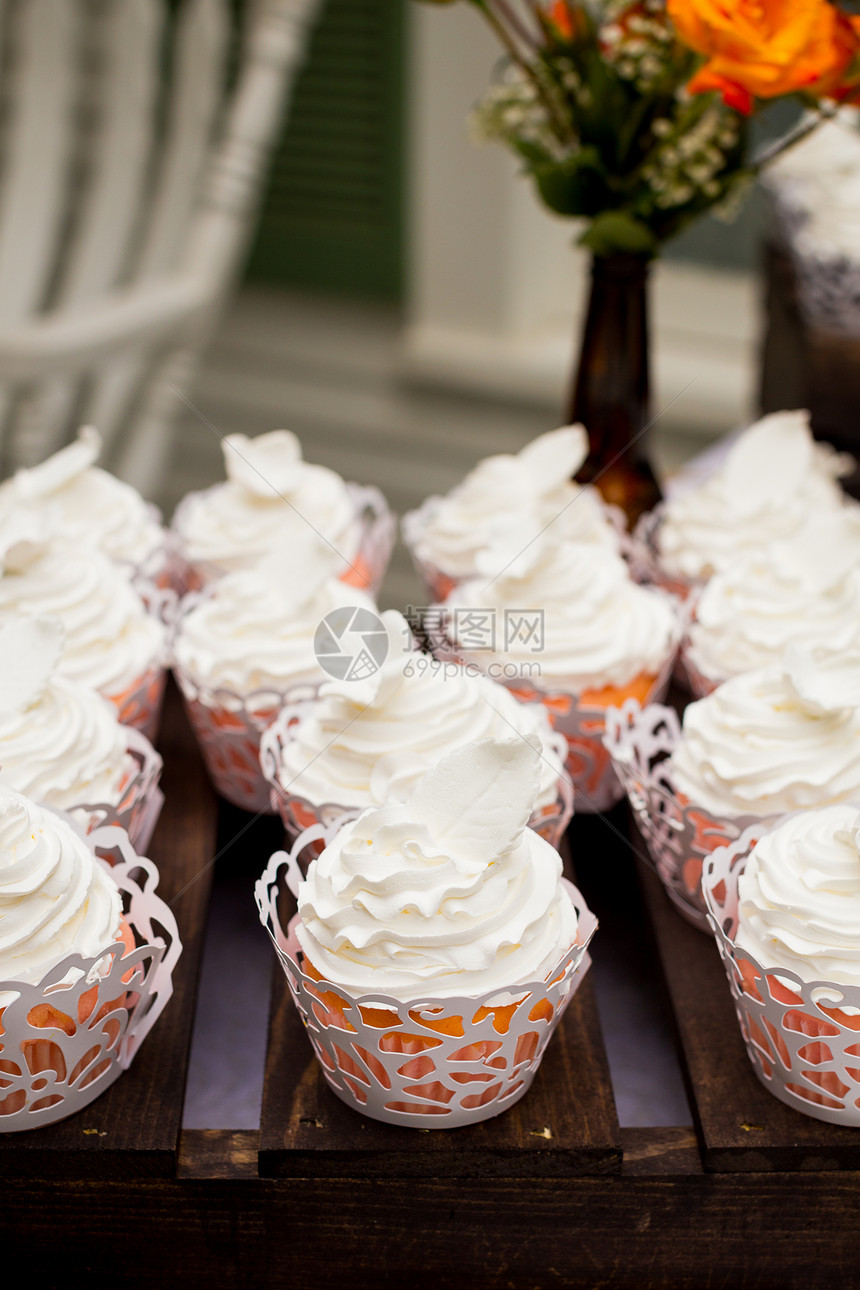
[255,832,596,1128]
[703,827,860,1126]
[0,820,181,1130]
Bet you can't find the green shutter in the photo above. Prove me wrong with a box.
[244,0,405,300]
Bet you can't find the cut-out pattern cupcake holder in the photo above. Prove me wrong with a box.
[255,827,596,1128]
[603,699,773,932]
[259,700,575,853]
[76,725,164,854]
[0,822,181,1131]
[703,825,860,1127]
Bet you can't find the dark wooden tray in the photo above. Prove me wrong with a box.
[6,683,860,1288]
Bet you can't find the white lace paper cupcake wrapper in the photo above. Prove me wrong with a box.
[75,726,164,854]
[703,825,860,1127]
[254,829,596,1129]
[170,481,395,597]
[0,820,182,1131]
[603,699,774,932]
[174,672,320,815]
[259,701,574,854]
[628,505,703,600]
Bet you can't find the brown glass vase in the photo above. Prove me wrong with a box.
[566,251,663,530]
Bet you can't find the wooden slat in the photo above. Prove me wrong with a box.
[9,1172,860,1289]
[638,853,860,1173]
[0,679,218,1180]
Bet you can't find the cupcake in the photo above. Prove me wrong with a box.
[261,610,572,847]
[680,514,860,697]
[255,738,596,1127]
[0,786,181,1127]
[703,805,860,1126]
[439,534,679,812]
[401,424,621,602]
[635,410,856,596]
[172,534,381,813]
[0,425,167,583]
[172,429,394,594]
[606,648,860,928]
[0,518,167,742]
[0,618,163,851]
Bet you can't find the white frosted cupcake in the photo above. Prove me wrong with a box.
[643,411,856,592]
[0,519,166,740]
[172,535,380,813]
[703,804,860,1125]
[669,649,860,820]
[681,515,860,695]
[172,429,391,592]
[401,425,620,602]
[440,534,679,811]
[262,610,570,842]
[0,426,165,576]
[605,648,860,930]
[0,785,181,1126]
[0,618,162,849]
[256,738,595,1127]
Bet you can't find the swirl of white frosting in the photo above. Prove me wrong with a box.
[669,652,860,819]
[0,787,122,989]
[406,426,619,579]
[735,804,860,990]
[0,540,164,699]
[0,427,164,567]
[686,517,860,683]
[657,411,855,581]
[445,537,677,690]
[173,560,378,705]
[0,673,132,812]
[173,430,362,576]
[275,612,565,811]
[296,739,578,1000]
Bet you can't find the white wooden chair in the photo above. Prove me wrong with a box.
[0,0,322,494]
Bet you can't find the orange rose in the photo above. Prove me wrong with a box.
[668,0,860,114]
[545,1,585,40]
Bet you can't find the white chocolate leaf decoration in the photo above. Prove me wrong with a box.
[0,509,53,573]
[518,424,589,490]
[783,645,860,715]
[317,608,404,707]
[408,736,541,863]
[257,530,344,608]
[222,430,303,498]
[13,426,102,500]
[473,516,545,581]
[723,410,813,516]
[0,616,64,712]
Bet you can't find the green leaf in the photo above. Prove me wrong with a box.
[529,147,607,217]
[579,210,658,257]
